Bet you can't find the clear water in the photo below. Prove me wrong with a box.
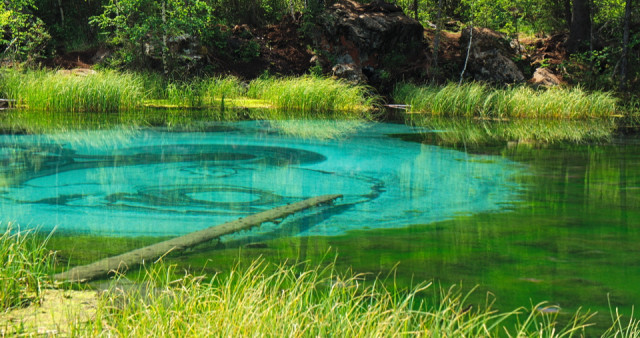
[2,116,639,331]
[0,120,522,237]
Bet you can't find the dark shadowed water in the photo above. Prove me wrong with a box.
[1,115,638,329]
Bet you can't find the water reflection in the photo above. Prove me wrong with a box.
[0,119,522,236]
[405,116,617,146]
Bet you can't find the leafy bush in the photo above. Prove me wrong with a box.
[0,0,51,63]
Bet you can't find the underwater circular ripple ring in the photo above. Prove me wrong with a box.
[0,122,523,237]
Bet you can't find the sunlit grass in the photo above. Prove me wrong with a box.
[203,75,246,102]
[0,68,379,113]
[1,229,639,336]
[0,68,145,112]
[69,259,597,336]
[0,225,55,311]
[248,75,379,112]
[394,82,618,119]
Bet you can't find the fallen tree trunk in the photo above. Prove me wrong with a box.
[54,194,342,282]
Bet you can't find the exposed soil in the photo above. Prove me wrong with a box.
[0,289,97,336]
[43,49,98,69]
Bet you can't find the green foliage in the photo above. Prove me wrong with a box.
[30,0,106,53]
[458,0,563,35]
[309,61,324,77]
[235,40,261,62]
[394,82,618,119]
[562,47,620,89]
[90,0,220,73]
[0,0,51,62]
[0,226,55,311]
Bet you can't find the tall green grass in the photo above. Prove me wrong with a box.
[162,76,246,108]
[1,230,639,336]
[0,225,55,310]
[203,75,246,102]
[248,75,378,112]
[394,83,618,119]
[74,259,597,336]
[0,69,376,113]
[0,69,145,112]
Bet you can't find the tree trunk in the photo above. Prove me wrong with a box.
[567,0,591,53]
[57,0,65,26]
[432,0,443,80]
[563,0,572,28]
[460,24,473,85]
[413,0,419,21]
[54,194,343,282]
[162,0,168,76]
[620,0,632,90]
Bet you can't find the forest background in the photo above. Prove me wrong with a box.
[0,0,638,96]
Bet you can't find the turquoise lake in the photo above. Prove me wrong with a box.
[1,115,638,330]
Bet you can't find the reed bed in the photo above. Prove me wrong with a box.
[0,69,145,112]
[394,83,618,119]
[0,225,55,311]
[248,75,378,112]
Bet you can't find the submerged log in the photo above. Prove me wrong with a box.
[54,194,342,282]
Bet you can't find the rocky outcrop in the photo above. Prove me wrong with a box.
[312,0,425,82]
[460,27,525,84]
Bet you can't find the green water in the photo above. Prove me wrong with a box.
[1,111,638,331]
[160,139,640,331]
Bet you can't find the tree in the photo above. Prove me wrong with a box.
[620,0,632,90]
[566,0,591,53]
[432,0,443,80]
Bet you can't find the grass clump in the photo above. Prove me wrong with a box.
[0,225,55,310]
[0,68,145,112]
[394,82,618,119]
[248,75,378,113]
